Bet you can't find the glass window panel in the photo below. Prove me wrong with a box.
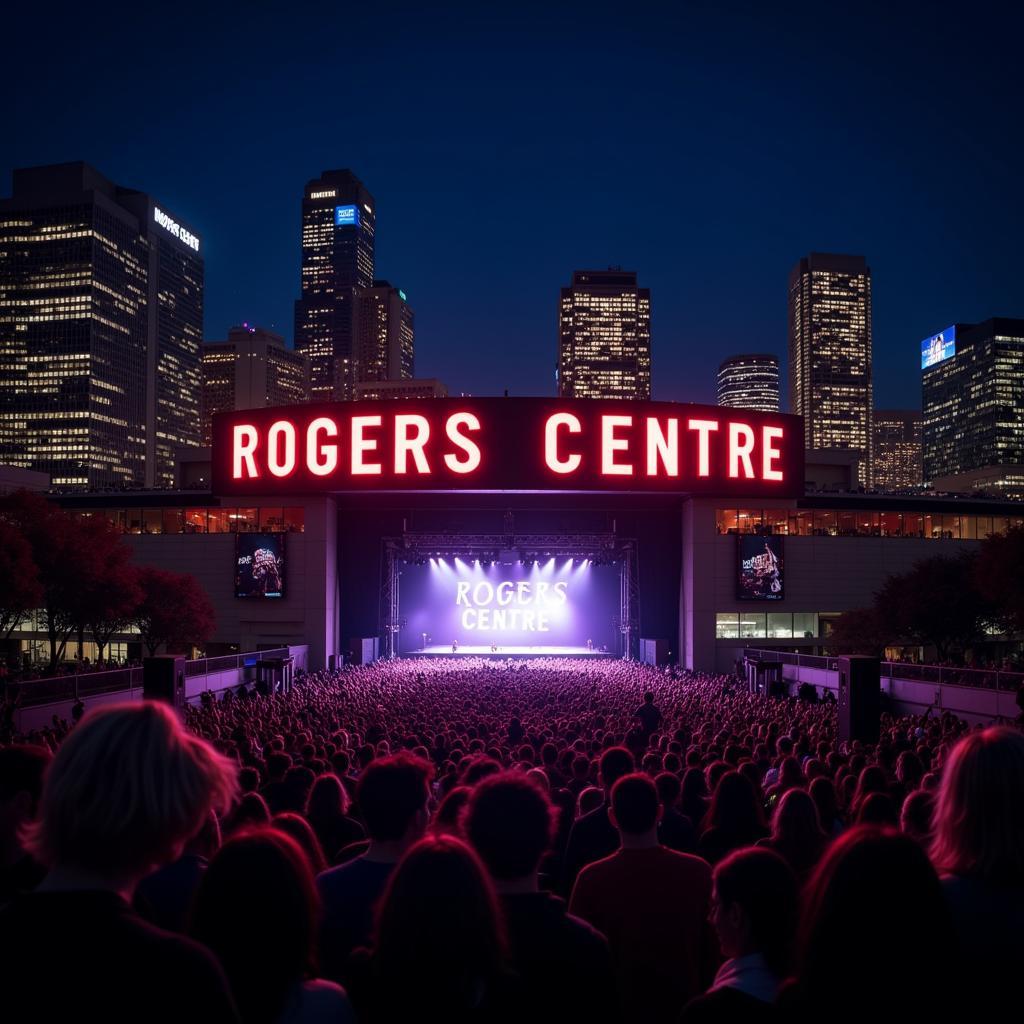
[943,515,961,539]
[961,516,977,540]
[923,513,939,538]
[125,510,144,534]
[976,516,993,538]
[715,613,739,639]
[879,512,902,537]
[232,508,258,532]
[142,509,163,534]
[283,507,305,533]
[767,613,793,638]
[183,509,207,533]
[814,512,837,536]
[903,513,923,537]
[162,508,184,534]
[763,509,788,535]
[991,516,1009,536]
[736,510,762,534]
[259,508,284,531]
[739,612,767,639]
[717,510,739,534]
[208,509,231,533]
[837,511,857,536]
[793,612,817,638]
[790,511,814,536]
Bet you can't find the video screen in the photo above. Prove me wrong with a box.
[398,557,620,653]
[235,533,286,599]
[737,535,784,600]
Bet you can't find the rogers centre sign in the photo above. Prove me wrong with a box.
[211,398,804,497]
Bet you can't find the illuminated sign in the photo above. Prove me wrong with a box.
[212,398,804,497]
[921,326,956,370]
[399,290,407,301]
[334,205,360,227]
[153,206,199,252]
[310,190,337,199]
[737,535,784,600]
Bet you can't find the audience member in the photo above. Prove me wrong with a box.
[0,744,50,905]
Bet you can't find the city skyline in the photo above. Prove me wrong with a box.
[5,4,1023,410]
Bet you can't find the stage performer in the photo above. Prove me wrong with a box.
[452,640,459,654]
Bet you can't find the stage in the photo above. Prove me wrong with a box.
[404,645,610,659]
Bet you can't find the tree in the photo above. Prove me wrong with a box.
[0,521,42,643]
[134,566,216,657]
[875,552,990,661]
[974,525,1024,634]
[826,606,890,657]
[0,491,115,670]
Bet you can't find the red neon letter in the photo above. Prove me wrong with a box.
[687,419,719,477]
[601,415,633,476]
[763,426,784,481]
[351,415,382,475]
[394,414,431,474]
[728,423,756,479]
[444,412,482,473]
[232,424,259,479]
[646,417,679,477]
[544,412,582,474]
[306,417,338,476]
[267,420,296,478]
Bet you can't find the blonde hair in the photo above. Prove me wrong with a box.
[24,701,238,875]
[930,726,1024,882]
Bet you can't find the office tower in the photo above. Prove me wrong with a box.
[922,319,1024,492]
[558,269,651,400]
[0,162,202,490]
[788,252,872,485]
[354,280,414,382]
[354,378,448,400]
[717,354,780,412]
[200,325,309,446]
[294,170,375,401]
[872,409,922,490]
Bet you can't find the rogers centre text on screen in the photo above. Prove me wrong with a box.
[211,398,805,497]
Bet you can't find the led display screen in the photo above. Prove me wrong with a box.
[921,326,956,369]
[398,558,620,653]
[235,532,286,599]
[737,534,784,601]
[334,204,360,227]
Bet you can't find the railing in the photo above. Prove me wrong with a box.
[7,648,293,708]
[743,648,1024,693]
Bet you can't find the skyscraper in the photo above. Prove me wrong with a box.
[872,409,922,490]
[200,325,309,446]
[294,170,375,402]
[717,354,780,412]
[0,162,203,490]
[922,319,1024,491]
[788,252,872,485]
[354,280,414,383]
[558,269,651,400]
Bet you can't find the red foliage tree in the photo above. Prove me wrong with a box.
[134,566,216,657]
[0,520,42,643]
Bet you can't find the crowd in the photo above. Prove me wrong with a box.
[1,656,1022,1023]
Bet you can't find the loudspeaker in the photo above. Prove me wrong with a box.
[143,656,187,711]
[349,637,379,665]
[837,655,880,743]
[639,638,672,666]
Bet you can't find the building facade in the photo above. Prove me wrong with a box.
[788,253,872,484]
[922,319,1024,490]
[294,170,375,402]
[872,409,922,490]
[354,378,448,400]
[717,354,780,412]
[200,325,308,446]
[0,162,203,490]
[354,280,414,383]
[558,269,651,400]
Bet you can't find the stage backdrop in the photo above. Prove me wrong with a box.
[398,558,620,653]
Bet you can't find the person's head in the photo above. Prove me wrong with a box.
[931,727,1024,883]
[272,812,327,874]
[712,848,798,974]
[0,744,51,854]
[431,785,471,836]
[598,746,635,791]
[464,772,556,883]
[708,770,764,835]
[855,790,898,827]
[808,776,837,830]
[372,835,506,1006]
[609,773,661,839]
[643,692,655,705]
[357,751,433,846]
[900,789,935,845]
[305,773,350,820]
[191,828,318,1024]
[796,827,954,1014]
[654,770,682,810]
[772,788,825,847]
[23,702,237,886]
[229,792,270,833]
[577,785,603,817]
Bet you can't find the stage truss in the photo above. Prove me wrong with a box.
[380,526,639,660]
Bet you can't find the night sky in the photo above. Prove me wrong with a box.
[7,2,1023,409]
